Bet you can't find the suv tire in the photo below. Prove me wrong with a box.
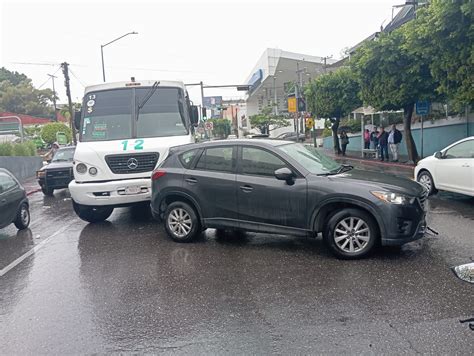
[73,201,114,223]
[14,203,30,230]
[164,201,200,243]
[324,208,378,259]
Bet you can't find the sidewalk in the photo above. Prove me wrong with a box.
[21,176,42,196]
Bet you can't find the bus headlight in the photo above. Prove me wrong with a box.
[89,167,98,176]
[76,163,87,174]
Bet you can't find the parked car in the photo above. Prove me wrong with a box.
[37,146,75,196]
[151,140,428,259]
[227,134,238,139]
[415,137,473,197]
[275,131,305,142]
[0,168,30,230]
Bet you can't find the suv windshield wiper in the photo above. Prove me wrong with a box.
[136,81,160,120]
[317,164,354,176]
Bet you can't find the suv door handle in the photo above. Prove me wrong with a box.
[185,177,197,184]
[239,185,253,193]
[0,199,6,204]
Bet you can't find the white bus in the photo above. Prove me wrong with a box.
[69,79,198,222]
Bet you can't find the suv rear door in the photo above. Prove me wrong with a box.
[183,145,239,228]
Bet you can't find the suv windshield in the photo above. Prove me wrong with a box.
[80,87,189,142]
[52,148,75,162]
[277,143,341,175]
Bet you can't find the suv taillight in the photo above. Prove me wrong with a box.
[152,170,166,181]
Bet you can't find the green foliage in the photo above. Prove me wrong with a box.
[0,141,36,156]
[339,118,362,133]
[404,0,473,111]
[0,67,55,117]
[208,118,231,138]
[322,127,332,138]
[305,67,361,119]
[40,122,72,144]
[249,106,290,134]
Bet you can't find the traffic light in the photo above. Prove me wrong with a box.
[297,98,306,112]
[202,107,207,120]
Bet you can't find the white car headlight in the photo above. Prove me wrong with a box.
[371,191,414,205]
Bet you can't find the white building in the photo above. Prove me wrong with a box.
[243,48,336,136]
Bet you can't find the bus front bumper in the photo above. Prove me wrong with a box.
[69,178,151,207]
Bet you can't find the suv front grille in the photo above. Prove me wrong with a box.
[105,152,159,174]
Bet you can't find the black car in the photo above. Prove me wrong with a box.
[37,146,75,196]
[276,131,305,142]
[0,168,30,230]
[151,140,428,259]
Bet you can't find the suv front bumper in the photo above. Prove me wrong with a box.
[69,178,151,207]
[380,202,427,246]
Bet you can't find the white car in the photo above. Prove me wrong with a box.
[415,136,474,196]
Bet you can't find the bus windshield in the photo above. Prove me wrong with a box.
[80,87,189,142]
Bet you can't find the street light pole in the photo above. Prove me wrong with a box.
[100,31,138,82]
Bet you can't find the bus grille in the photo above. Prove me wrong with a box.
[105,152,159,174]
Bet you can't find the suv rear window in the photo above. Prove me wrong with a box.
[178,149,198,168]
[195,146,234,173]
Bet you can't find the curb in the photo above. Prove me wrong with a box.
[26,188,42,196]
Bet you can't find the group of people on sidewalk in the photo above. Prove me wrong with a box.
[363,124,403,162]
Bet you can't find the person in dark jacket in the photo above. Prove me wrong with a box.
[378,127,389,161]
[340,131,349,156]
[370,128,379,149]
[388,124,403,162]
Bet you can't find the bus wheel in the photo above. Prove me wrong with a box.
[72,201,114,223]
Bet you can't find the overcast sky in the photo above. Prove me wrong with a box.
[1,0,403,105]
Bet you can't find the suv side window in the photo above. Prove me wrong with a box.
[445,140,474,159]
[241,147,287,177]
[0,172,17,192]
[195,146,234,173]
[178,149,198,169]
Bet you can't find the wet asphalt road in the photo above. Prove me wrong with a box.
[1,164,473,354]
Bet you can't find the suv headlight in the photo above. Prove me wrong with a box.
[371,191,414,205]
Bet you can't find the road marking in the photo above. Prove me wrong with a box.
[0,224,70,277]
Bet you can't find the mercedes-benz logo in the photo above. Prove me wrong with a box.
[127,158,139,170]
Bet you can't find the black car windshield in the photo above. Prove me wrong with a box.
[80,87,189,142]
[52,148,75,162]
[277,143,341,174]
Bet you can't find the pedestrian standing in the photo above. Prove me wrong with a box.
[370,128,379,150]
[364,129,370,149]
[340,130,349,156]
[378,127,389,162]
[388,124,403,162]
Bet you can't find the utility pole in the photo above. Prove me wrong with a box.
[48,74,58,121]
[61,62,77,145]
[322,55,333,73]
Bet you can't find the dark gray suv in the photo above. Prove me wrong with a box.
[151,140,428,259]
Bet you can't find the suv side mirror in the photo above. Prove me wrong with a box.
[190,106,199,126]
[275,167,295,185]
[74,111,82,131]
[434,151,443,159]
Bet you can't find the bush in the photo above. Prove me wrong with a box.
[41,122,72,144]
[0,142,13,156]
[322,127,332,138]
[0,141,37,156]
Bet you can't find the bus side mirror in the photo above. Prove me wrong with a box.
[190,106,199,126]
[74,111,82,131]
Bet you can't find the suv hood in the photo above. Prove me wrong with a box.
[328,169,425,197]
[40,161,74,171]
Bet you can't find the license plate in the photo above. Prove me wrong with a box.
[124,186,141,195]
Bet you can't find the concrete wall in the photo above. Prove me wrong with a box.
[0,156,43,182]
[323,117,474,157]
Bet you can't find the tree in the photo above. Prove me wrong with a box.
[351,28,438,163]
[208,118,231,138]
[0,67,55,117]
[41,122,72,144]
[305,67,361,154]
[405,0,473,112]
[249,106,290,135]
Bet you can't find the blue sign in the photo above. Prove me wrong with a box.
[416,101,430,116]
[203,96,222,109]
[247,69,263,93]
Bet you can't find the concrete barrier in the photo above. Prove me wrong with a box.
[0,156,43,182]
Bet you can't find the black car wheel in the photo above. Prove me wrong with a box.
[417,170,437,195]
[42,187,54,196]
[324,208,378,259]
[164,201,200,243]
[72,201,114,223]
[14,203,30,230]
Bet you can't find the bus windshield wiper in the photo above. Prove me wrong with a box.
[136,81,160,120]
